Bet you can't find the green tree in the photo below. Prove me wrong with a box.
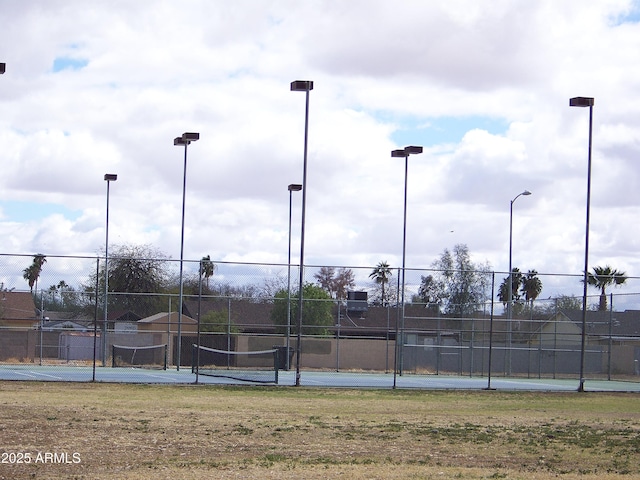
[23,254,46,294]
[200,309,239,333]
[47,284,58,300]
[200,255,216,289]
[521,270,543,309]
[586,265,627,311]
[432,244,489,317]
[43,280,82,312]
[271,283,333,335]
[369,261,392,306]
[416,274,445,310]
[497,268,524,311]
[553,294,583,312]
[538,294,582,316]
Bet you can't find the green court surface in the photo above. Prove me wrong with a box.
[1,364,640,392]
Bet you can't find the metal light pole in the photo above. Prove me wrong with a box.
[173,132,200,371]
[570,96,595,392]
[391,145,423,378]
[286,183,302,371]
[507,190,531,375]
[102,174,117,366]
[290,80,313,386]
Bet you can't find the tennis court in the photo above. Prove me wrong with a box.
[2,364,640,392]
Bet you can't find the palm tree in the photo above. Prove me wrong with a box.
[497,278,509,307]
[369,261,392,306]
[521,270,543,308]
[22,254,46,294]
[586,265,627,311]
[497,268,523,306]
[23,265,37,292]
[57,280,70,307]
[200,255,216,289]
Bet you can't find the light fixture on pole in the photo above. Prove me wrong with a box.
[173,132,200,371]
[290,80,313,387]
[507,189,531,375]
[102,174,117,366]
[286,183,303,371]
[570,96,594,392]
[391,145,423,383]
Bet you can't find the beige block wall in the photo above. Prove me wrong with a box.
[243,336,395,371]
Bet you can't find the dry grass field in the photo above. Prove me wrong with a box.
[0,382,639,479]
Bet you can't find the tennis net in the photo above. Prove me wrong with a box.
[112,344,168,370]
[192,344,279,383]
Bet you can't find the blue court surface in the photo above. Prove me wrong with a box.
[1,365,640,392]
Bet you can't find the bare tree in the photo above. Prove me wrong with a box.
[314,266,355,299]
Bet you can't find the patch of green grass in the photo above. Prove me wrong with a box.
[233,424,254,435]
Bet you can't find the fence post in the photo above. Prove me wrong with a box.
[92,257,99,381]
[39,293,44,366]
[608,292,613,381]
[485,272,495,390]
[392,270,400,389]
[335,300,340,372]
[385,305,390,373]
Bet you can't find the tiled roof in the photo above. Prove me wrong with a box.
[555,309,640,337]
[0,291,38,321]
[138,311,196,324]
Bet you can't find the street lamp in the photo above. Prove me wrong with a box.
[286,183,302,371]
[290,80,313,386]
[391,145,423,382]
[173,132,200,371]
[570,96,595,392]
[102,174,117,366]
[507,189,532,375]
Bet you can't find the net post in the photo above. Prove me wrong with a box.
[111,345,115,368]
[163,344,168,371]
[274,349,279,384]
[191,344,197,374]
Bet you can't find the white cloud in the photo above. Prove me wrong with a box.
[1,0,640,307]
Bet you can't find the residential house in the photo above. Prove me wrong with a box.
[0,291,39,329]
[137,311,197,334]
[107,310,142,332]
[41,320,91,332]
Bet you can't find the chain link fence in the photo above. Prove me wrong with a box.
[1,253,639,386]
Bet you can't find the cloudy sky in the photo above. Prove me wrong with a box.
[1,0,639,307]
